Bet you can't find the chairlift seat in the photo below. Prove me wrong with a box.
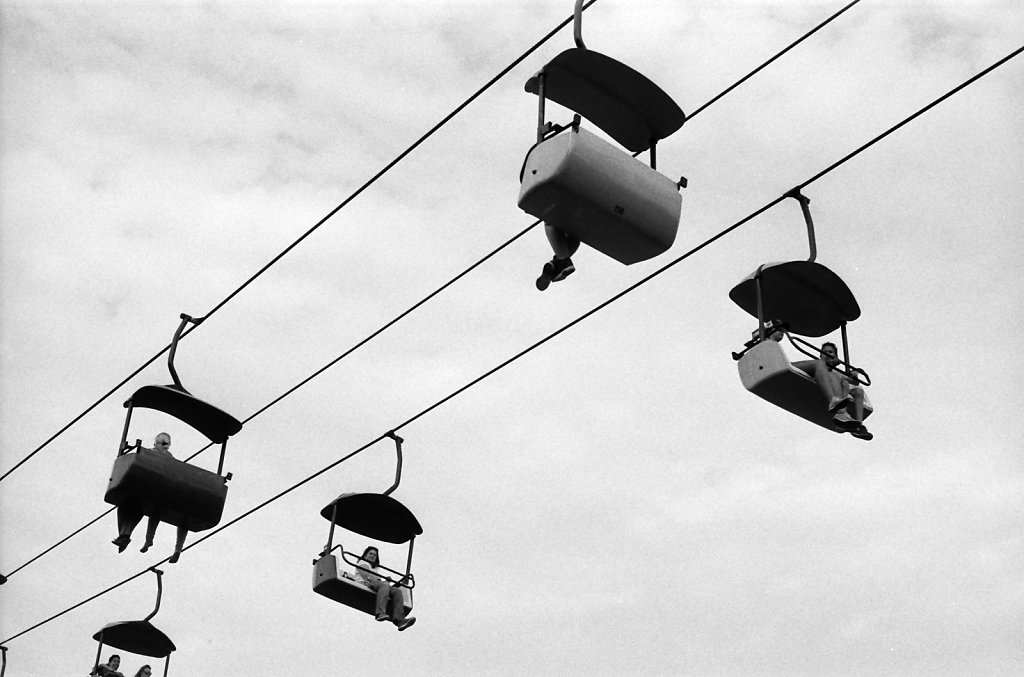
[729,261,861,337]
[128,385,242,444]
[312,553,412,617]
[104,449,228,532]
[525,48,685,152]
[92,620,175,658]
[519,126,681,265]
[320,493,422,544]
[738,340,873,431]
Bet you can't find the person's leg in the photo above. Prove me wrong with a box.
[538,226,580,290]
[140,515,159,552]
[372,580,390,620]
[114,504,142,550]
[168,525,187,564]
[389,586,406,623]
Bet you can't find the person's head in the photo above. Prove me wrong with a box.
[820,342,839,367]
[107,656,121,669]
[360,546,379,565]
[133,665,152,677]
[153,433,171,451]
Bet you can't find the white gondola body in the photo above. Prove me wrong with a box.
[738,340,873,431]
[312,553,412,616]
[518,126,681,265]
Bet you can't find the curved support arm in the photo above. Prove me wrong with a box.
[573,0,587,49]
[784,188,817,263]
[167,313,201,393]
[383,432,404,497]
[1,645,7,677]
[143,567,164,623]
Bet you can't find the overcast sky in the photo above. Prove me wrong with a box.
[1,1,1022,675]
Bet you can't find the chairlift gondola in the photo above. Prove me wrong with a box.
[518,0,687,289]
[312,433,422,621]
[730,191,874,437]
[91,569,175,677]
[105,314,243,558]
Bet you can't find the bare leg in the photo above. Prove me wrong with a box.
[140,515,159,552]
[168,525,187,564]
[545,225,580,260]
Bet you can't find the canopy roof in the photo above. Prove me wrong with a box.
[525,48,685,153]
[729,260,861,337]
[320,493,422,544]
[127,385,242,444]
[92,620,175,658]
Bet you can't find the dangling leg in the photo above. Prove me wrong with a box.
[847,386,873,440]
[372,580,390,622]
[140,515,159,552]
[114,503,143,552]
[390,585,416,631]
[537,225,580,291]
[168,525,187,564]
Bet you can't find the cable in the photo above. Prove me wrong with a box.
[0,0,601,486]
[4,42,1019,646]
[0,0,868,584]
[0,0,868,583]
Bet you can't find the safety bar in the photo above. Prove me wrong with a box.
[333,546,417,590]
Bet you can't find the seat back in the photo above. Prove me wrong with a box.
[738,340,872,431]
[518,127,681,265]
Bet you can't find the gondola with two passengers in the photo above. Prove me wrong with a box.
[106,313,243,562]
[517,0,687,290]
[90,568,175,677]
[312,432,421,631]
[730,190,874,440]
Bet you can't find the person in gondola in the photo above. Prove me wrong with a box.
[90,654,124,677]
[354,546,416,631]
[112,433,190,563]
[131,665,153,677]
[793,343,873,440]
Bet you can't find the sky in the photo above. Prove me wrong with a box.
[1,0,1022,675]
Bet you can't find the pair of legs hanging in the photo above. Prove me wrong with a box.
[536,226,580,291]
[114,505,188,563]
[365,578,415,631]
[793,358,872,440]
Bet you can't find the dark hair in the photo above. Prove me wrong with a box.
[133,667,152,677]
[359,546,379,564]
[821,342,837,353]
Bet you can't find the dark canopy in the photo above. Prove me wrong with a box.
[127,385,242,444]
[525,48,685,153]
[729,260,861,337]
[93,620,175,658]
[320,493,422,544]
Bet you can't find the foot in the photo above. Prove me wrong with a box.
[849,425,873,441]
[112,536,130,553]
[140,540,154,553]
[828,394,853,413]
[832,410,860,431]
[550,257,575,282]
[536,261,555,291]
[396,617,416,631]
[168,547,181,564]
[375,614,389,622]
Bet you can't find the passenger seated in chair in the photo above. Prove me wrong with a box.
[793,343,873,441]
[536,226,579,291]
[354,546,416,631]
[112,432,190,563]
[90,654,124,677]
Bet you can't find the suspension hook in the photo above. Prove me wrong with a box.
[167,313,202,392]
[573,0,587,49]
[143,567,164,622]
[383,431,405,497]
[784,188,817,263]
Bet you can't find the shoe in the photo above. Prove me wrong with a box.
[168,548,181,564]
[551,257,575,282]
[375,614,389,622]
[536,261,555,291]
[832,411,860,431]
[112,536,130,553]
[396,617,416,631]
[140,540,153,553]
[850,425,873,441]
[828,395,852,413]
